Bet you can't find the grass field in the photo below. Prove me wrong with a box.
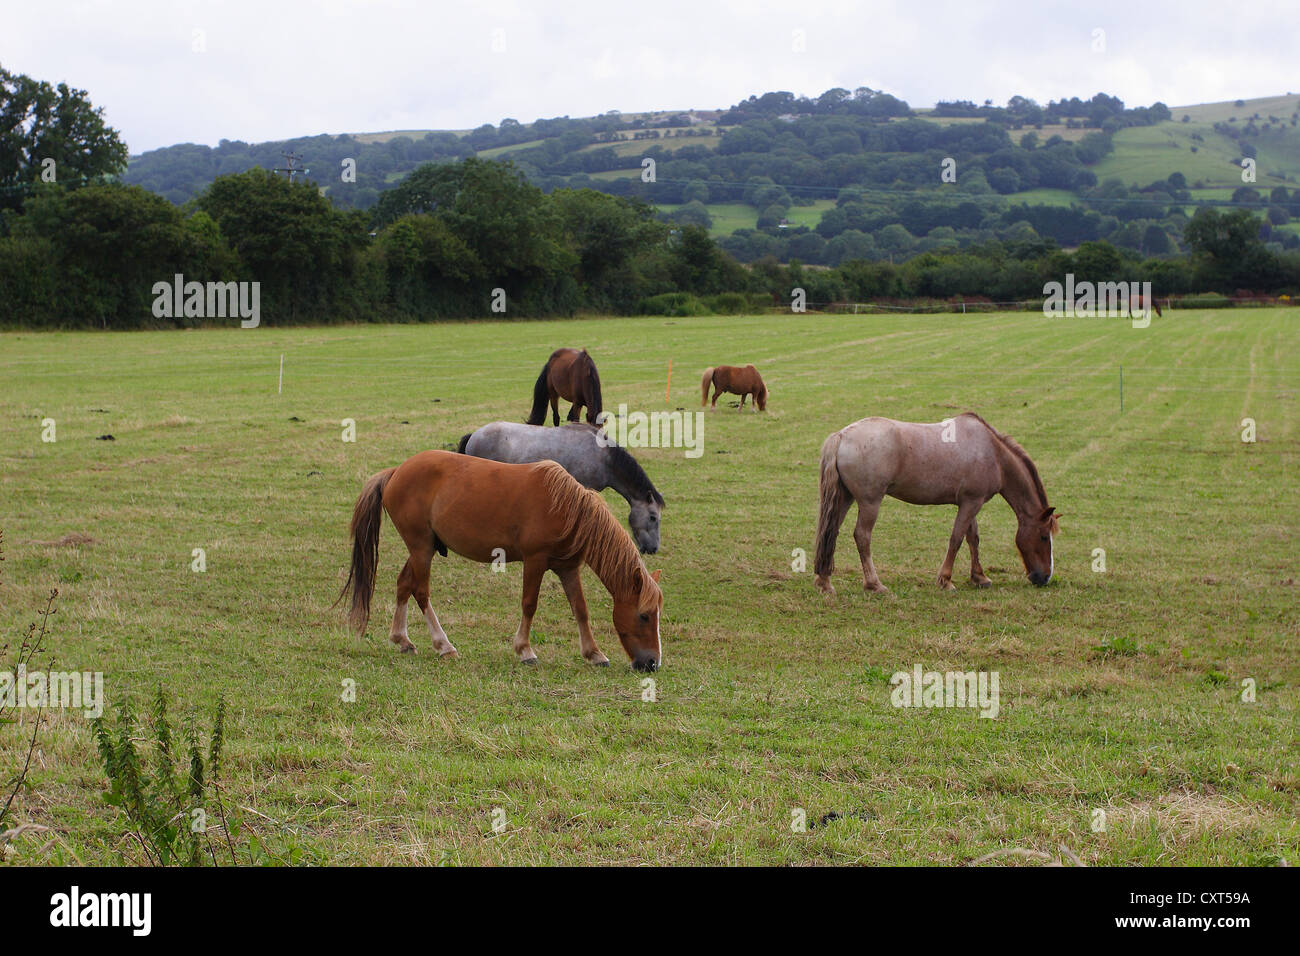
[654,200,836,236]
[2,309,1297,865]
[1093,122,1298,192]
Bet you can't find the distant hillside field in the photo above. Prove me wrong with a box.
[121,91,1300,263]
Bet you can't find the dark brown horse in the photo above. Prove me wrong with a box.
[340,450,662,671]
[702,365,767,411]
[527,348,603,426]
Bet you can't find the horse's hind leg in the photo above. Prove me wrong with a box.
[411,547,458,658]
[853,499,889,593]
[938,500,981,591]
[557,566,607,665]
[566,401,582,422]
[966,516,992,588]
[737,393,746,412]
[710,389,720,408]
[390,558,418,653]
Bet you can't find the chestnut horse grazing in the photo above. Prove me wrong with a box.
[340,450,663,671]
[702,365,767,411]
[527,348,603,426]
[814,413,1059,594]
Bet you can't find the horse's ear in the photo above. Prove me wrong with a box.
[651,569,661,582]
[1039,506,1055,521]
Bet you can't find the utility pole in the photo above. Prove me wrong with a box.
[272,151,309,184]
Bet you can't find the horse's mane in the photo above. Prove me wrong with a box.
[961,412,1051,515]
[606,443,665,507]
[560,423,664,507]
[539,461,660,611]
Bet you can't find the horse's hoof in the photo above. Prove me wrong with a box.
[814,576,835,596]
[439,648,459,659]
[593,659,610,667]
[865,585,889,595]
[972,578,992,589]
[520,657,538,666]
[400,645,417,654]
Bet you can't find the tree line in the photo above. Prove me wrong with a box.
[1,65,1297,329]
[2,155,1295,329]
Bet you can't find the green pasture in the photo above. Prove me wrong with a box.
[1,308,1296,865]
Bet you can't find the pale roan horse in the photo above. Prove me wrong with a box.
[814,412,1059,594]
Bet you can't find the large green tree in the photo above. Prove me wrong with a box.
[549,189,666,285]
[1183,208,1277,289]
[0,65,128,211]
[371,158,575,308]
[194,169,369,321]
[8,184,205,327]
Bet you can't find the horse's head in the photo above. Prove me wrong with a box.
[612,568,662,672]
[627,490,664,554]
[1015,507,1059,586]
[756,381,768,411]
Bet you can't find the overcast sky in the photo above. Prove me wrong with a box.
[3,0,1294,155]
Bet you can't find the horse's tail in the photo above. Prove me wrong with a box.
[813,431,852,583]
[701,367,714,406]
[526,355,553,425]
[456,432,472,455]
[583,351,603,423]
[338,466,396,634]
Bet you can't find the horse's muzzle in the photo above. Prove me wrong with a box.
[1028,571,1050,587]
[632,654,660,673]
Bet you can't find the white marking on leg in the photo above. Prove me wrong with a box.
[422,603,457,656]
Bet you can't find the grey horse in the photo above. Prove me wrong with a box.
[458,422,665,554]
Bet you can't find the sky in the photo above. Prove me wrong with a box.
[3,0,1295,155]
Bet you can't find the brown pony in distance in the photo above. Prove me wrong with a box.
[1129,293,1162,318]
[814,413,1059,594]
[527,348,603,426]
[702,365,767,411]
[340,450,662,671]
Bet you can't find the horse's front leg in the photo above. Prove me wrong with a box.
[556,566,607,665]
[938,500,981,591]
[550,393,561,427]
[966,516,992,588]
[737,392,746,411]
[513,556,547,663]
